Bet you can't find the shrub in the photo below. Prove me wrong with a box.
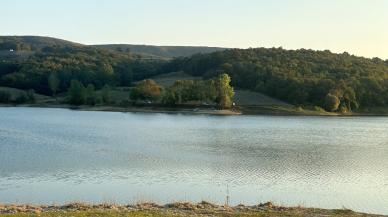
[26,89,36,103]
[130,79,163,102]
[314,106,326,112]
[0,90,11,103]
[14,93,28,104]
[324,93,340,111]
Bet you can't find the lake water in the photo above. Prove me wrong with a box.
[0,107,388,214]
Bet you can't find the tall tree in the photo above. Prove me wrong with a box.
[216,73,235,109]
[324,93,340,112]
[130,79,163,102]
[101,85,111,104]
[48,73,60,98]
[68,80,85,105]
[85,84,98,106]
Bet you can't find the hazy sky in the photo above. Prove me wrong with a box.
[1,0,387,59]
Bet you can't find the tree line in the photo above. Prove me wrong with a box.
[161,48,388,112]
[0,45,164,95]
[67,80,111,106]
[130,73,234,108]
[2,39,388,112]
[65,73,234,109]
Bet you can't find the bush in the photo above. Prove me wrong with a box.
[324,93,340,111]
[130,79,163,102]
[339,104,349,113]
[314,106,326,112]
[14,93,28,104]
[26,89,36,103]
[0,90,11,103]
[296,106,303,112]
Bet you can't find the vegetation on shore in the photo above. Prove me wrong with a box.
[0,201,383,217]
[63,73,234,109]
[162,48,388,113]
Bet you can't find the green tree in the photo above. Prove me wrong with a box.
[130,79,163,102]
[324,93,340,111]
[101,85,111,104]
[13,90,35,104]
[200,79,217,102]
[48,73,60,97]
[96,62,114,87]
[216,73,235,109]
[68,80,86,105]
[26,89,36,103]
[14,93,28,104]
[343,87,359,111]
[85,84,98,106]
[162,87,178,105]
[330,84,359,112]
[0,90,11,103]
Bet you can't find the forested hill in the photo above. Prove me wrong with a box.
[162,48,388,111]
[0,36,164,94]
[0,36,225,59]
[1,35,388,112]
[0,36,83,51]
[93,44,226,59]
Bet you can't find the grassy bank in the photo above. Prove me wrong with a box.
[0,202,384,217]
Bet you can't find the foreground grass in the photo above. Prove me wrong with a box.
[0,202,384,217]
[0,210,368,217]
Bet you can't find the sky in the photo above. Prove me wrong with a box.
[1,0,387,59]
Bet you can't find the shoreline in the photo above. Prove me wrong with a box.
[0,104,242,115]
[2,103,388,116]
[0,201,384,217]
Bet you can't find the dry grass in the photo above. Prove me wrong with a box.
[0,201,383,217]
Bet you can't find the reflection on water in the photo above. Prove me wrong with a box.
[0,107,388,214]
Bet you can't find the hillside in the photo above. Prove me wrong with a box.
[94,44,227,59]
[0,36,164,94]
[0,36,84,61]
[0,36,83,51]
[2,36,388,112]
[162,48,388,111]
[0,36,226,59]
